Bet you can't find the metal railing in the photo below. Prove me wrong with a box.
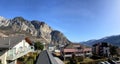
[7,46,34,60]
[36,50,59,64]
[46,50,58,64]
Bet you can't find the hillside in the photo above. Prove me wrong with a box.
[82,35,120,47]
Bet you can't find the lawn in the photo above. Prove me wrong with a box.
[82,57,93,63]
[17,52,39,64]
[64,57,108,64]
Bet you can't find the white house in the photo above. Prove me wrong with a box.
[48,44,56,52]
[0,36,34,64]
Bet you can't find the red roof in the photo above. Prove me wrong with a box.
[64,49,77,52]
[83,48,92,52]
[63,48,92,53]
[63,49,83,52]
[25,37,32,45]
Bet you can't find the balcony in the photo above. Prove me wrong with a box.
[7,46,34,60]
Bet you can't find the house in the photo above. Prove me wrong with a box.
[116,48,120,56]
[62,43,92,60]
[0,35,34,64]
[53,49,61,56]
[48,44,56,52]
[92,42,110,57]
[83,47,92,57]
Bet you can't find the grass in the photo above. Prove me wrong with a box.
[64,57,108,64]
[80,58,108,64]
[64,61,69,64]
[82,57,93,63]
[26,58,34,64]
[18,52,39,64]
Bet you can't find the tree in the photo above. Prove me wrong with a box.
[110,45,118,57]
[34,42,44,51]
[69,53,77,64]
[0,60,1,64]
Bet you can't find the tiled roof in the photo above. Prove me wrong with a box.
[63,43,92,53]
[0,35,24,48]
[64,43,81,49]
[64,44,74,49]
[83,48,92,52]
[64,49,77,52]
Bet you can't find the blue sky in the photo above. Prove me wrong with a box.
[0,0,120,42]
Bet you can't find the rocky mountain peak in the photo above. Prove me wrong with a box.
[31,20,46,29]
[0,16,6,20]
[51,30,70,45]
[0,16,71,45]
[0,16,10,27]
[12,17,26,22]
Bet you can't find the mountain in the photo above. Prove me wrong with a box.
[82,35,120,47]
[51,30,71,45]
[0,16,71,45]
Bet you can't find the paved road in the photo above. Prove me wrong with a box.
[36,50,51,64]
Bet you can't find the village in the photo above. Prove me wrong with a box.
[0,35,120,64]
[0,0,120,64]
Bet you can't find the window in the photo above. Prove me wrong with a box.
[31,46,34,49]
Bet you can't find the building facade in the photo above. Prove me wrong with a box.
[92,42,110,57]
[62,43,92,60]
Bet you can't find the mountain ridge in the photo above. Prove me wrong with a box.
[81,35,120,47]
[0,16,71,45]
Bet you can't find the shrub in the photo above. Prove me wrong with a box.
[18,57,25,61]
[90,55,101,60]
[26,59,34,64]
[112,57,119,61]
[69,58,77,64]
[76,56,84,62]
[34,41,44,51]
[68,53,77,64]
